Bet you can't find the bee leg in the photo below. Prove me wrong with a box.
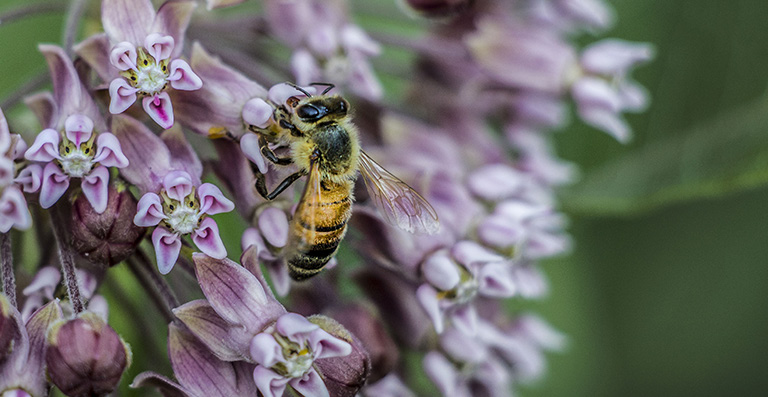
[255,170,306,200]
[259,135,293,165]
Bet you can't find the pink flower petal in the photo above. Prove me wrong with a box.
[290,49,321,86]
[82,165,110,214]
[197,183,234,215]
[309,328,352,360]
[11,135,27,161]
[162,170,193,202]
[257,207,289,248]
[0,186,31,232]
[144,33,175,62]
[151,0,197,58]
[101,0,154,45]
[0,157,13,186]
[239,133,268,174]
[477,262,516,298]
[252,365,289,397]
[242,98,273,129]
[241,227,268,258]
[416,284,444,334]
[39,162,70,209]
[450,304,478,336]
[109,41,138,71]
[267,83,315,106]
[249,333,282,368]
[421,251,460,291]
[135,192,167,227]
[93,133,129,168]
[111,114,172,193]
[192,217,227,259]
[265,260,291,297]
[109,78,138,114]
[39,44,103,124]
[290,369,330,397]
[64,114,94,147]
[15,164,43,193]
[25,128,61,162]
[162,127,203,182]
[152,227,181,274]
[22,266,61,299]
[168,59,203,91]
[275,313,317,341]
[0,108,10,153]
[423,352,458,396]
[142,92,175,129]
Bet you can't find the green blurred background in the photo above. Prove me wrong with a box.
[3,1,768,396]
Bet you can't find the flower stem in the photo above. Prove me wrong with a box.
[0,2,67,25]
[50,205,84,314]
[63,0,87,55]
[0,73,48,111]
[0,233,16,307]
[135,248,180,310]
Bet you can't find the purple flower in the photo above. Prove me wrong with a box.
[0,107,38,233]
[241,205,292,296]
[113,115,234,273]
[78,0,201,129]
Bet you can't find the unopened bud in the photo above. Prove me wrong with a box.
[399,0,473,19]
[46,312,131,397]
[0,294,20,362]
[309,314,371,397]
[71,184,144,267]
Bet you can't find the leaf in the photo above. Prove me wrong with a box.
[561,92,768,216]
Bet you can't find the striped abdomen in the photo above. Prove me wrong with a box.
[287,181,352,280]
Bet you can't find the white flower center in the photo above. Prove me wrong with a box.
[281,347,315,378]
[165,206,200,235]
[136,62,168,94]
[453,277,480,304]
[59,149,94,178]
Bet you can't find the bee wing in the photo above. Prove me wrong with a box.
[290,158,324,252]
[358,151,440,235]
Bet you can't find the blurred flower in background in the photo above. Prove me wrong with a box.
[0,0,651,396]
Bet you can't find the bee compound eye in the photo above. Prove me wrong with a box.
[297,104,321,120]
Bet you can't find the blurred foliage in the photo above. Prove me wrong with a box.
[3,0,768,396]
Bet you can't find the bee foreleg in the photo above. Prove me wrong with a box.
[255,170,306,200]
[259,135,293,165]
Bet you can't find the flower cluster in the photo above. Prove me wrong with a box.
[0,0,651,396]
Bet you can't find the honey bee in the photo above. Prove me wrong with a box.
[251,83,440,280]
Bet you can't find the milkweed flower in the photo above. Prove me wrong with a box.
[113,115,234,273]
[77,0,202,129]
[24,45,128,213]
[0,108,39,233]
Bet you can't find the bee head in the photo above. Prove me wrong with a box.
[294,96,349,123]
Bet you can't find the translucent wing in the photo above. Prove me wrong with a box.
[290,159,323,252]
[358,151,440,235]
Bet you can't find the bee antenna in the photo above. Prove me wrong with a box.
[309,82,336,95]
[286,82,313,97]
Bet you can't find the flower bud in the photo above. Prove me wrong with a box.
[71,183,144,266]
[399,0,473,19]
[0,293,20,362]
[309,314,371,397]
[46,312,132,397]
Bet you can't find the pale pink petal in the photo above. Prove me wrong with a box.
[341,24,381,56]
[0,157,13,186]
[267,83,315,106]
[450,304,478,336]
[197,183,235,215]
[25,128,60,162]
[239,133,268,174]
[151,0,197,58]
[87,295,109,321]
[416,284,444,334]
[265,260,291,297]
[452,240,504,267]
[74,34,116,83]
[0,186,31,232]
[93,133,129,168]
[135,192,166,227]
[168,59,203,91]
[152,227,181,274]
[109,78,138,114]
[423,352,459,396]
[206,0,246,10]
[249,333,283,368]
[162,127,203,182]
[308,328,352,360]
[39,44,102,124]
[109,41,138,71]
[477,262,516,298]
[111,114,172,193]
[82,165,110,213]
[101,0,154,44]
[22,266,61,299]
[162,170,193,202]
[257,207,289,248]
[15,164,43,193]
[39,162,70,209]
[64,114,94,147]
[252,365,289,397]
[144,33,175,62]
[192,217,227,259]
[306,24,337,57]
[290,49,321,86]
[290,369,330,397]
[242,98,273,129]
[275,313,317,341]
[421,251,460,291]
[0,108,10,153]
[143,92,175,129]
[75,268,99,299]
[241,227,268,258]
[11,135,27,160]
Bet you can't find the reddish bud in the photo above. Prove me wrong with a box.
[0,294,20,362]
[71,184,144,266]
[309,314,371,397]
[46,312,132,397]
